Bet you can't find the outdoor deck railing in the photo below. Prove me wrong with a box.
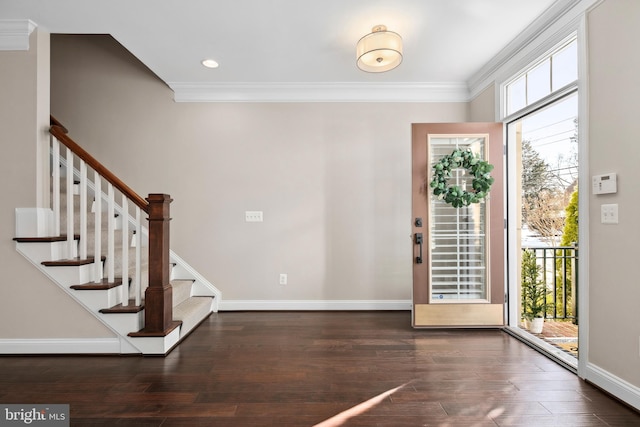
[523,245,578,324]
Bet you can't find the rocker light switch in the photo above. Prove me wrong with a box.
[601,204,618,224]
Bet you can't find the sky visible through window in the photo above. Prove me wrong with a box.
[521,93,578,189]
[506,38,579,248]
[507,37,579,191]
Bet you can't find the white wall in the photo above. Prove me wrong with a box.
[587,0,640,388]
[0,30,115,340]
[50,35,469,308]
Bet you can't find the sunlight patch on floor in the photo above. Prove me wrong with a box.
[312,383,408,427]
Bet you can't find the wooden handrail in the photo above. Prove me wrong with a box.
[49,124,149,213]
[49,115,68,133]
[49,116,175,339]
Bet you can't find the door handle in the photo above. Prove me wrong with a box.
[414,233,423,264]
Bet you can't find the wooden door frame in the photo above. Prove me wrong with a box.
[411,123,505,327]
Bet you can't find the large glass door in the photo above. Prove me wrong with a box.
[506,92,579,366]
[503,34,580,369]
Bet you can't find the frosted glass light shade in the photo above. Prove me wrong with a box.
[356,25,403,73]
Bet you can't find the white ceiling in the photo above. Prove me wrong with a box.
[1,0,564,101]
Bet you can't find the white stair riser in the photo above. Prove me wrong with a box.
[99,312,144,336]
[73,288,123,311]
[15,208,53,237]
[15,241,77,264]
[43,264,99,287]
[191,281,217,298]
[126,328,181,355]
[169,263,189,280]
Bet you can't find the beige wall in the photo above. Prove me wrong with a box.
[50,35,469,305]
[6,0,637,405]
[3,1,640,401]
[0,30,115,339]
[469,84,496,122]
[587,0,640,386]
[465,0,640,397]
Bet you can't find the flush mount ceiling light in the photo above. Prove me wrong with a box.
[201,59,219,69]
[356,25,403,73]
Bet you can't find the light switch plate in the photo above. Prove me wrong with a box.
[245,211,263,222]
[601,204,618,224]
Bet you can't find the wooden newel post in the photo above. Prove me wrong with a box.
[144,193,175,333]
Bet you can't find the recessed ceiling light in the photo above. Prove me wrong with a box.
[201,59,219,69]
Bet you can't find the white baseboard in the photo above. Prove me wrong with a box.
[219,299,412,311]
[585,362,640,411]
[0,338,127,354]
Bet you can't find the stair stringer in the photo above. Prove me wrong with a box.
[13,211,181,355]
[13,239,151,354]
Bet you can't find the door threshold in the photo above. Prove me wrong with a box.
[503,326,578,373]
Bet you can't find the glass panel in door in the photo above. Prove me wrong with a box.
[429,136,488,302]
[507,92,579,362]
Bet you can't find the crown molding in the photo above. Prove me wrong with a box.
[0,20,36,51]
[467,0,600,100]
[169,82,470,103]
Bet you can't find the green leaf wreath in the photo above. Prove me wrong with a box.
[430,149,494,208]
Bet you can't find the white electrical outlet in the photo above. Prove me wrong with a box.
[279,273,287,285]
[245,211,263,222]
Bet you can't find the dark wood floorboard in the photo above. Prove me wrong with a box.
[1,311,639,426]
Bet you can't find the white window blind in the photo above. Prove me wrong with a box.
[429,136,489,301]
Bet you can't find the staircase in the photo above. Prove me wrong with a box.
[12,117,220,355]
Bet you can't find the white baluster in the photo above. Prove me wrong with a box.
[94,172,102,283]
[66,148,74,259]
[121,196,129,307]
[52,138,61,236]
[79,161,88,259]
[107,184,115,283]
[134,207,142,306]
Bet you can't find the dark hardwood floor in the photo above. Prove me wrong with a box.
[1,311,639,426]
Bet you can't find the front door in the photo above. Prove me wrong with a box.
[412,123,504,327]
